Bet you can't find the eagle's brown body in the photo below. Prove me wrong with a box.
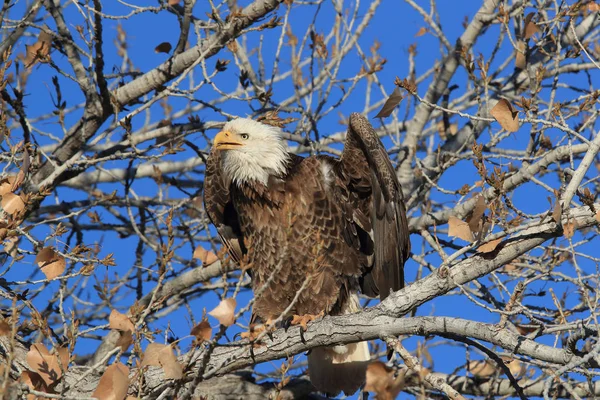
[233,154,369,320]
[203,114,410,395]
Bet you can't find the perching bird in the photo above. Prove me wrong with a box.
[203,113,410,396]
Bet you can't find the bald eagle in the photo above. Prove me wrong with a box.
[203,113,410,396]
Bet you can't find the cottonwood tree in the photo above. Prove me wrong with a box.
[0,0,599,398]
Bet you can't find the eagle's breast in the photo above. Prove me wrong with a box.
[232,157,361,321]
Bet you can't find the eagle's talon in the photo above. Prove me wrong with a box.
[290,312,324,331]
[282,316,293,331]
[241,318,276,341]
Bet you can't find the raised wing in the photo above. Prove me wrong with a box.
[341,113,410,299]
[203,150,245,264]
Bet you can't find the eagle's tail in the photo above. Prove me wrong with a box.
[307,295,370,396]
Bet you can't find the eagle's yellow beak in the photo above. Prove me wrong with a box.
[213,131,244,150]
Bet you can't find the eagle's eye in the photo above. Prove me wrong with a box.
[240,133,249,140]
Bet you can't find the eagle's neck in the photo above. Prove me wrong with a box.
[222,149,291,188]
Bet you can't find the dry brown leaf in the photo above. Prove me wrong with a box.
[418,367,431,381]
[2,192,25,215]
[0,176,16,196]
[184,197,203,218]
[415,27,428,37]
[20,370,48,400]
[524,13,540,39]
[468,360,496,378]
[374,87,403,118]
[154,42,172,54]
[4,236,19,258]
[26,343,69,386]
[190,319,212,342]
[0,320,10,336]
[502,357,525,378]
[491,99,519,132]
[141,343,163,367]
[0,222,7,240]
[552,199,562,223]
[109,309,135,333]
[142,343,183,380]
[12,148,30,192]
[448,216,473,242]
[193,245,219,266]
[515,40,527,69]
[589,2,600,12]
[35,247,66,280]
[93,362,130,400]
[515,323,540,335]
[478,238,502,253]
[116,330,133,352]
[364,361,406,400]
[25,31,52,67]
[168,0,180,4]
[503,263,518,272]
[467,195,487,233]
[436,121,458,139]
[208,298,236,327]
[563,220,577,238]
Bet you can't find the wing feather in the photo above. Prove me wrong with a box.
[341,113,410,299]
[203,150,245,264]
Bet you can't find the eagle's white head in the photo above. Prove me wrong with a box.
[213,118,290,187]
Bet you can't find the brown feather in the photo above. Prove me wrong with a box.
[342,113,411,299]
